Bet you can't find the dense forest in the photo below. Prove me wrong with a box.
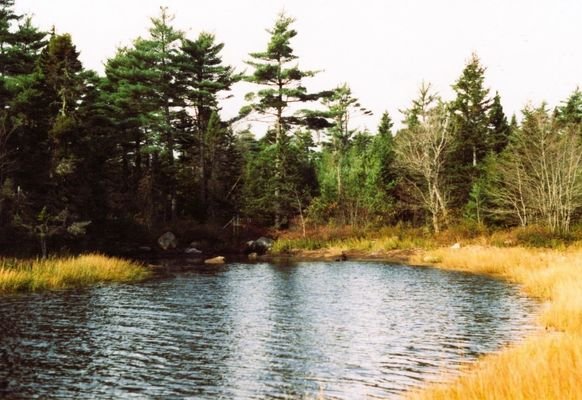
[0,2,581,255]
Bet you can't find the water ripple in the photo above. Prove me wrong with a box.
[0,261,538,399]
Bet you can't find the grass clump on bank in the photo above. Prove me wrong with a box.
[273,224,582,258]
[272,225,436,255]
[0,254,151,293]
[406,246,582,400]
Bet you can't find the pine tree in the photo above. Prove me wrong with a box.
[178,32,238,215]
[103,8,184,226]
[240,13,329,227]
[0,0,21,78]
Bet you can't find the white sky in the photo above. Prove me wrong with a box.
[14,0,582,132]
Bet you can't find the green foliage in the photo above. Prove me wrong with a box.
[514,226,573,249]
[448,53,492,208]
[272,237,325,252]
[464,179,486,225]
[488,92,510,153]
[240,13,330,227]
[556,88,582,140]
[0,6,581,253]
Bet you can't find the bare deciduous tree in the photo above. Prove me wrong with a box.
[395,85,453,233]
[489,105,582,233]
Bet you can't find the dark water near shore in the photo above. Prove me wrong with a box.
[0,261,537,399]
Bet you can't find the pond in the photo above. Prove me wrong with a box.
[0,261,538,399]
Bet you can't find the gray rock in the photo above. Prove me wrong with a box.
[185,247,202,254]
[245,236,274,255]
[158,232,177,250]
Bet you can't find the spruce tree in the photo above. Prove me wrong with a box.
[449,53,492,209]
[488,92,510,154]
[556,88,582,138]
[374,111,396,189]
[369,111,396,222]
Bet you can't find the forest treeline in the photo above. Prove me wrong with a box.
[0,2,581,253]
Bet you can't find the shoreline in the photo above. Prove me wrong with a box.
[273,245,581,399]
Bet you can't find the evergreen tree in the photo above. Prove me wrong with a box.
[488,92,510,154]
[240,13,329,227]
[178,32,238,215]
[320,84,371,212]
[6,17,46,75]
[146,7,183,221]
[374,112,396,190]
[201,111,243,221]
[463,92,510,225]
[0,0,21,78]
[449,53,492,208]
[37,32,84,178]
[368,111,396,222]
[556,88,582,139]
[103,8,183,226]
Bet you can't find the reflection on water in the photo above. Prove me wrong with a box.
[0,261,537,399]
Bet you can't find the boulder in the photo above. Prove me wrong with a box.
[245,236,274,255]
[185,247,202,254]
[158,232,177,250]
[204,256,225,264]
[248,252,258,260]
[451,242,461,249]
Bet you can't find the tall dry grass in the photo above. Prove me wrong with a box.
[0,254,151,293]
[407,246,582,400]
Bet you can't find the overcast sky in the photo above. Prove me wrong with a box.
[14,0,582,131]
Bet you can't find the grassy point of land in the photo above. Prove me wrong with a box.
[272,228,582,399]
[0,254,151,293]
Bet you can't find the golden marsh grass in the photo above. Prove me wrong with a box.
[0,254,151,293]
[406,246,582,400]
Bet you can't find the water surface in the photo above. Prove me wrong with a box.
[0,261,537,399]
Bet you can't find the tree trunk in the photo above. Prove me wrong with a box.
[39,233,47,259]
